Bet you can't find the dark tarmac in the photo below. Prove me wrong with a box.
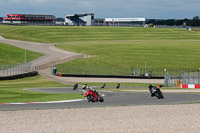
[1,87,200,111]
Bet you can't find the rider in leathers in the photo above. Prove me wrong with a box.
[148,84,156,97]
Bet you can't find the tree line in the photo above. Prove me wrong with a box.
[147,16,200,26]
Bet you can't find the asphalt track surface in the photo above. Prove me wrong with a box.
[1,87,200,111]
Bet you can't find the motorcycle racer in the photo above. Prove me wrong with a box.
[84,87,104,102]
[148,84,156,97]
[81,84,88,95]
[148,84,164,99]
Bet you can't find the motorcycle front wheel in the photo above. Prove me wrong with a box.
[99,96,104,102]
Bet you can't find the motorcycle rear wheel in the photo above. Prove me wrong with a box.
[99,96,104,102]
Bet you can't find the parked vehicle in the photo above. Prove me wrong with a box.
[84,88,104,102]
[148,84,164,99]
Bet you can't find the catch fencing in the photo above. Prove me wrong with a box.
[0,63,33,77]
[164,71,200,87]
[1,53,199,82]
[164,74,182,87]
[182,72,200,84]
[0,55,84,77]
[55,65,197,78]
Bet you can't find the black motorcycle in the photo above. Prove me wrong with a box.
[148,84,164,99]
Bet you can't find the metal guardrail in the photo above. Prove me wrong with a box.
[0,54,84,77]
[56,64,198,77]
[0,63,32,77]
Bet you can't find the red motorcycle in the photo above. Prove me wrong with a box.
[84,89,104,102]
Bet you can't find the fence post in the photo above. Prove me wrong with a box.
[199,71,200,84]
[193,72,195,84]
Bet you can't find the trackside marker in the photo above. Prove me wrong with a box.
[180,84,200,89]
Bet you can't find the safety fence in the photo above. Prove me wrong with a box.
[0,55,84,77]
[164,74,182,87]
[164,72,200,87]
[1,53,200,82]
[182,72,200,84]
[55,64,197,78]
[34,55,84,71]
[0,63,33,77]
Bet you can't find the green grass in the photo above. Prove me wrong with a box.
[56,40,200,75]
[1,25,198,103]
[0,25,199,43]
[0,43,43,66]
[0,25,200,75]
[0,75,83,103]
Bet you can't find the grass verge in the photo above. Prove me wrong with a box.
[0,43,43,66]
[0,75,83,103]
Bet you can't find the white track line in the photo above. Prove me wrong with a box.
[0,99,85,105]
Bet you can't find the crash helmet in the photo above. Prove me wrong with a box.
[82,84,87,90]
[148,84,153,88]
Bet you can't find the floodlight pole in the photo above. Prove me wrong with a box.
[24,43,27,64]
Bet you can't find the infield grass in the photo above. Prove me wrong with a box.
[56,40,200,73]
[0,26,199,42]
[0,43,43,66]
[0,25,200,74]
[0,75,83,103]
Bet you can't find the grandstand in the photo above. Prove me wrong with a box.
[65,13,94,26]
[3,14,56,25]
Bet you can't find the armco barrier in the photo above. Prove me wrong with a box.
[0,71,38,80]
[58,74,164,79]
[0,55,84,80]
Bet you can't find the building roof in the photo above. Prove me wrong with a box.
[66,13,94,18]
[105,18,146,22]
[3,14,56,21]
[6,14,55,17]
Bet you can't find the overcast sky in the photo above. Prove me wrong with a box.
[0,0,200,19]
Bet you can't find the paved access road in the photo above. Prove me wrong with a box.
[1,87,200,111]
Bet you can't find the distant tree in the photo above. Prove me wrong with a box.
[192,16,200,26]
[147,19,156,24]
[146,16,200,26]
[166,19,175,26]
[193,16,200,20]
[156,20,165,25]
[175,20,184,26]
[182,18,190,26]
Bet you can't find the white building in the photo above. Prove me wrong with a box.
[105,17,146,26]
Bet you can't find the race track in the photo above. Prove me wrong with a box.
[1,87,200,111]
